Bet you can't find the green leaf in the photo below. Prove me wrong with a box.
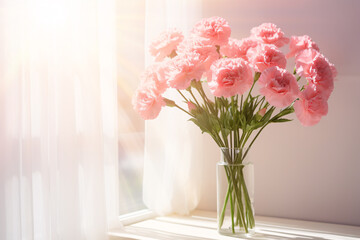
[273,106,294,119]
[188,118,207,134]
[239,113,247,129]
[209,115,221,133]
[254,113,262,122]
[221,127,231,138]
[261,107,275,123]
[272,118,293,123]
[248,121,265,131]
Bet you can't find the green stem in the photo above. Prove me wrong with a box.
[240,171,255,228]
[188,88,201,106]
[222,166,249,233]
[243,122,269,160]
[230,131,233,155]
[194,86,212,114]
[244,72,261,104]
[230,168,248,233]
[219,149,256,234]
[240,95,243,112]
[258,96,266,110]
[174,104,194,117]
[218,183,231,228]
[177,89,189,102]
[198,82,216,114]
[241,131,253,153]
[229,184,235,233]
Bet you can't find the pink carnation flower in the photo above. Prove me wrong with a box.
[247,44,287,72]
[295,48,318,75]
[220,37,258,60]
[294,85,328,126]
[140,62,170,94]
[286,35,320,58]
[250,23,289,47]
[132,83,166,120]
[191,16,231,46]
[149,29,184,61]
[167,52,204,90]
[328,61,338,79]
[296,49,335,98]
[177,36,219,70]
[208,58,253,97]
[258,66,300,108]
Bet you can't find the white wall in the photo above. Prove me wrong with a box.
[196,0,360,226]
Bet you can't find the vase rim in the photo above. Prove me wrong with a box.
[217,161,253,166]
[220,147,248,150]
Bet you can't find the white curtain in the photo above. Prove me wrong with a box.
[0,0,119,239]
[142,0,207,215]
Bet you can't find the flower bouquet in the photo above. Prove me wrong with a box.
[133,17,336,236]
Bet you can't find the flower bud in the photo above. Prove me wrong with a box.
[163,98,176,107]
[258,107,267,117]
[187,101,197,112]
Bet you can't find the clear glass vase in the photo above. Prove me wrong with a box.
[216,147,255,237]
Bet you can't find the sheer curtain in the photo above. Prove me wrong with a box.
[142,0,207,215]
[0,0,119,239]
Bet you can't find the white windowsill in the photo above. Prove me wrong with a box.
[118,209,156,226]
[109,210,360,240]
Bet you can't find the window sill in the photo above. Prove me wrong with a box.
[109,210,360,239]
[118,209,156,226]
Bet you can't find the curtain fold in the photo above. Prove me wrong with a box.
[0,0,119,239]
[142,0,206,215]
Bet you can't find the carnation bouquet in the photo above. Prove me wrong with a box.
[133,17,336,236]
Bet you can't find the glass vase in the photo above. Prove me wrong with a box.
[216,147,255,236]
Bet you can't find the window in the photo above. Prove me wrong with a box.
[116,1,147,215]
